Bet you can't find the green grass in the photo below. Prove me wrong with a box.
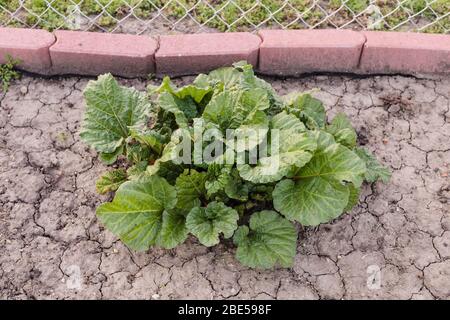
[0,0,448,33]
[375,0,449,33]
[0,55,21,93]
[331,0,369,13]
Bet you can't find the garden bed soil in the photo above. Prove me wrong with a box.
[0,74,449,299]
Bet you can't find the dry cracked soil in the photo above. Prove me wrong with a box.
[0,73,449,300]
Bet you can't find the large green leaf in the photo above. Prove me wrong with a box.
[270,111,306,132]
[283,92,326,129]
[232,89,270,152]
[175,169,207,211]
[233,124,269,153]
[96,176,187,250]
[230,88,270,128]
[235,62,281,105]
[273,178,349,226]
[186,201,239,246]
[355,147,391,183]
[80,74,151,153]
[202,90,236,130]
[204,62,282,115]
[326,113,357,148]
[311,130,336,152]
[273,141,365,225]
[298,143,366,187]
[233,210,297,269]
[206,66,243,89]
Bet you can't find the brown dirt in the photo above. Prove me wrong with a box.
[0,73,449,300]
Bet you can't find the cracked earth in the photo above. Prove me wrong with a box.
[0,73,449,300]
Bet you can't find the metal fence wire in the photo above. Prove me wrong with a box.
[0,1,449,35]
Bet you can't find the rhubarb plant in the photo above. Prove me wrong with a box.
[80,62,390,269]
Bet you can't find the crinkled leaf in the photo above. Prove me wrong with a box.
[233,210,297,269]
[146,159,184,184]
[203,88,269,135]
[235,122,269,152]
[355,147,391,183]
[202,90,235,130]
[156,76,212,104]
[205,62,282,112]
[298,143,366,187]
[125,143,152,164]
[99,145,124,165]
[234,123,269,153]
[80,74,150,153]
[175,169,207,211]
[156,129,188,163]
[238,132,316,183]
[230,88,270,128]
[223,169,249,201]
[96,176,180,251]
[273,142,365,225]
[186,201,239,246]
[147,126,195,167]
[236,62,280,100]
[206,66,243,89]
[283,92,326,129]
[271,111,306,133]
[175,85,211,104]
[311,130,336,152]
[129,126,167,155]
[238,152,311,184]
[158,91,197,128]
[193,73,210,88]
[273,178,349,226]
[126,161,148,180]
[250,184,274,202]
[204,161,248,201]
[96,169,127,194]
[205,164,232,197]
[326,113,357,148]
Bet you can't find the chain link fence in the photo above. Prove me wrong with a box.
[1,1,448,35]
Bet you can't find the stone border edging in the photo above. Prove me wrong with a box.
[50,30,158,78]
[258,29,366,75]
[0,27,449,78]
[156,32,261,76]
[0,28,55,75]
